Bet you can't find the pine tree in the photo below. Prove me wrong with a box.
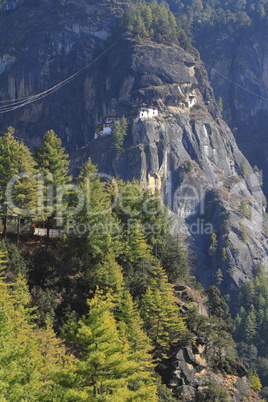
[239,199,250,218]
[208,233,217,257]
[0,247,71,401]
[95,252,125,295]
[215,268,223,286]
[69,158,114,264]
[116,291,158,400]
[35,130,69,186]
[0,127,37,241]
[217,96,223,113]
[159,234,190,283]
[35,130,70,245]
[140,265,188,359]
[244,304,257,343]
[112,118,127,155]
[63,290,157,401]
[206,285,234,332]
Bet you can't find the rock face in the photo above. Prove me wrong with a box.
[85,39,268,291]
[0,0,129,149]
[158,342,259,401]
[0,0,268,291]
[196,28,268,198]
[158,287,259,401]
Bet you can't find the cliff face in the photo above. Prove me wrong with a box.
[84,38,268,291]
[196,28,268,197]
[0,0,129,148]
[0,0,267,291]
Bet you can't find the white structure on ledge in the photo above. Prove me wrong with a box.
[94,118,120,139]
[188,95,195,107]
[105,117,120,125]
[137,107,158,119]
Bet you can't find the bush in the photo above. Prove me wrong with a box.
[198,380,229,401]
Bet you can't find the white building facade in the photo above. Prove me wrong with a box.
[137,107,158,119]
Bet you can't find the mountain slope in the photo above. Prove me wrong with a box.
[0,0,267,294]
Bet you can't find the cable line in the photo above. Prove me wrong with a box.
[0,36,122,113]
[204,61,268,102]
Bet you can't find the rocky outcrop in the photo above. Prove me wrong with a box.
[158,287,259,401]
[158,342,259,401]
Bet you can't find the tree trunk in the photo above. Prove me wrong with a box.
[46,217,51,251]
[2,215,7,239]
[16,216,20,244]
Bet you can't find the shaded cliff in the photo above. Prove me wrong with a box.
[0,0,129,149]
[196,28,268,198]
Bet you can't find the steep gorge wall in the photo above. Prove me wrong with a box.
[196,28,268,197]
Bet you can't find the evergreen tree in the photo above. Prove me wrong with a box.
[141,265,188,358]
[206,285,234,333]
[0,127,37,241]
[35,130,70,244]
[208,233,217,257]
[63,290,158,401]
[244,304,257,343]
[215,268,223,286]
[0,247,71,401]
[159,234,190,283]
[238,199,250,218]
[69,157,114,264]
[112,117,128,155]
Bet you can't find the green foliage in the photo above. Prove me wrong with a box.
[238,199,250,218]
[63,290,158,400]
[0,245,72,400]
[156,377,177,401]
[185,160,193,173]
[140,265,189,359]
[0,151,248,399]
[217,96,223,113]
[0,240,28,276]
[163,0,267,34]
[239,223,248,242]
[158,234,190,283]
[34,130,70,245]
[0,127,37,216]
[221,248,227,262]
[241,157,248,176]
[249,371,262,393]
[35,129,69,187]
[215,268,223,285]
[234,264,268,388]
[198,380,229,401]
[119,2,199,55]
[112,117,128,155]
[122,2,178,43]
[208,232,217,257]
[204,286,236,363]
[206,285,234,333]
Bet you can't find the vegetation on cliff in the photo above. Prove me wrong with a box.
[0,1,266,399]
[0,127,249,400]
